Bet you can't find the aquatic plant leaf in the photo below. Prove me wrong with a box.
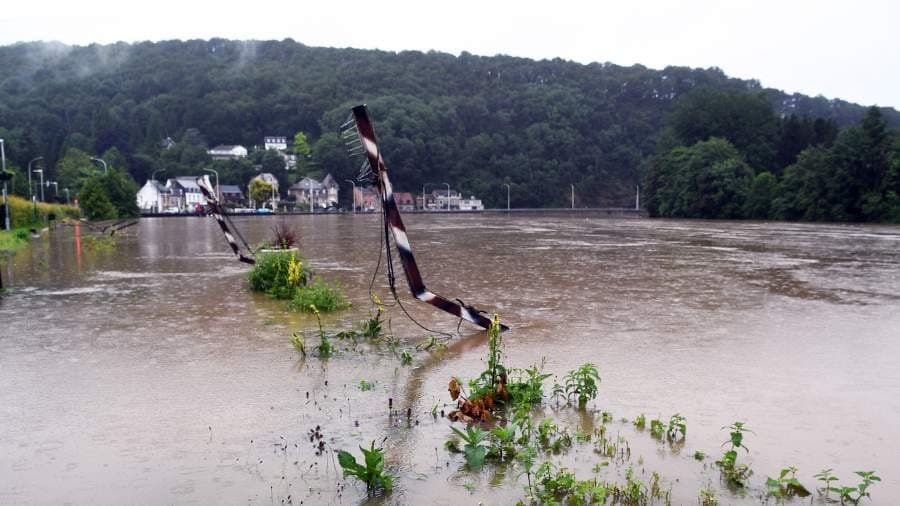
[464,445,487,469]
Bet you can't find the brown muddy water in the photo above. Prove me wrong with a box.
[1,214,899,505]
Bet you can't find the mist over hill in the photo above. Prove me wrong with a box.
[0,38,897,209]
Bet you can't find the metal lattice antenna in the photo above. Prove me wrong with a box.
[340,113,375,185]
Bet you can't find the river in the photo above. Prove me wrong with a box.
[1,214,898,504]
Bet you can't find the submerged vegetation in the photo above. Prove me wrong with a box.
[337,441,393,495]
[247,248,349,312]
[278,305,884,504]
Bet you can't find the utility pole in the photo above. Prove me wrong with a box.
[635,184,640,210]
[570,184,575,209]
[345,179,356,213]
[64,188,70,205]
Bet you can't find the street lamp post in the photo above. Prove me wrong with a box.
[28,157,44,219]
[34,169,45,202]
[345,179,356,213]
[635,184,640,210]
[203,168,220,203]
[570,184,575,209]
[90,157,108,174]
[504,183,510,211]
[443,183,451,211]
[28,156,43,204]
[151,169,166,213]
[64,188,70,205]
[1,138,8,231]
[47,181,58,199]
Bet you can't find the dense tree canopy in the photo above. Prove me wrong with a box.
[1,39,897,211]
[648,102,900,222]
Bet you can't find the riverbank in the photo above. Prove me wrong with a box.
[0,228,31,252]
[0,195,79,253]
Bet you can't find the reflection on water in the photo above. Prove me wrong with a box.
[1,215,900,503]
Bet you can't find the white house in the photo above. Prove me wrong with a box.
[167,177,207,210]
[208,145,248,160]
[264,136,287,151]
[136,180,170,212]
[433,189,461,210]
[458,196,484,211]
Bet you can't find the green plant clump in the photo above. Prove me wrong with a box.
[716,421,753,487]
[290,279,351,313]
[450,425,489,470]
[765,466,810,498]
[247,250,310,299]
[827,470,881,504]
[337,441,393,495]
[563,363,601,406]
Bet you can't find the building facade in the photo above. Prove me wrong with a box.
[208,145,248,160]
[136,180,171,212]
[264,136,288,151]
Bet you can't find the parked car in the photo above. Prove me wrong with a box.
[164,207,180,214]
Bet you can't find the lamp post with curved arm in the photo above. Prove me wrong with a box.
[28,157,44,219]
[28,157,43,201]
[90,157,108,174]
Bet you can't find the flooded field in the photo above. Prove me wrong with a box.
[1,214,899,504]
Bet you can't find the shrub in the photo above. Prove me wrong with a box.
[247,250,310,298]
[5,195,79,229]
[290,279,351,313]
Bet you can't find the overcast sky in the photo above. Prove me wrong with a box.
[1,0,897,108]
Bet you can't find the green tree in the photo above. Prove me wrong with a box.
[103,169,140,218]
[775,147,834,221]
[293,131,310,158]
[652,138,752,219]
[56,148,97,191]
[79,177,117,220]
[248,178,273,206]
[668,89,780,171]
[744,171,778,219]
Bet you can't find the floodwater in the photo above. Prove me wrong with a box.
[1,214,899,505]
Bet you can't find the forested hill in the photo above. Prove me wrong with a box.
[0,38,898,209]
